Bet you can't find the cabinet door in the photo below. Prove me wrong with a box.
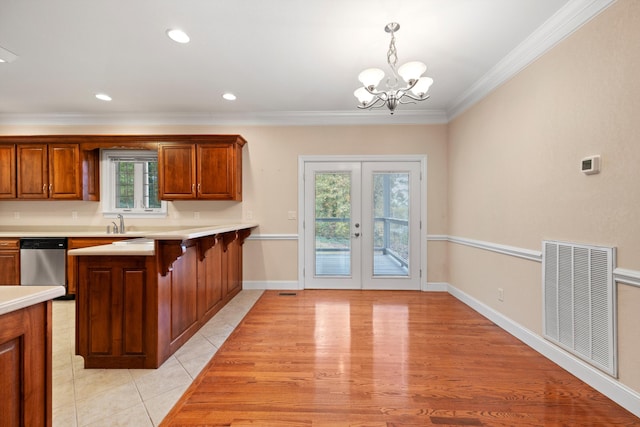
[0,145,16,199]
[77,256,149,366]
[0,302,50,426]
[17,144,48,199]
[197,143,236,200]
[49,143,82,199]
[158,144,197,199]
[0,247,20,285]
[67,237,128,295]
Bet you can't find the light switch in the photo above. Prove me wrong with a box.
[288,211,297,220]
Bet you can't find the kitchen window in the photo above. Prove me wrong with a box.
[101,150,167,217]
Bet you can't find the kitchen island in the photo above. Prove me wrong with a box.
[0,285,65,426]
[68,223,257,369]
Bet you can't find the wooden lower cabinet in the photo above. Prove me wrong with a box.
[67,237,128,295]
[0,301,53,426]
[0,238,20,285]
[76,256,156,368]
[76,230,250,369]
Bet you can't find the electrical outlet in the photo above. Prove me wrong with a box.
[72,211,78,219]
[498,288,504,302]
[245,210,253,220]
[287,211,297,220]
[193,211,200,219]
[13,211,20,219]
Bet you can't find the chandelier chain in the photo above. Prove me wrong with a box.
[387,30,398,71]
[386,28,400,88]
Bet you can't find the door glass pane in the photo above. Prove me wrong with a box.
[372,173,409,276]
[315,172,351,276]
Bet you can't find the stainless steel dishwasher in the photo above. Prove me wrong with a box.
[20,238,68,294]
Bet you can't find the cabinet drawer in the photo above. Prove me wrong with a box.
[0,239,19,250]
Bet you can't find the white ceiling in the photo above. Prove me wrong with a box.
[0,0,613,126]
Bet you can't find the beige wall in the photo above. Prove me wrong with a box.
[2,0,638,400]
[448,0,640,392]
[0,124,449,284]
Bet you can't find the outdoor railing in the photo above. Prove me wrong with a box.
[315,217,409,267]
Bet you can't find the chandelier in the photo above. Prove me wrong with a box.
[354,23,433,114]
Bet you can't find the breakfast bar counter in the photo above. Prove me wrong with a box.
[68,223,257,369]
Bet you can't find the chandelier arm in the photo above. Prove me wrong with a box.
[358,96,388,110]
[400,92,431,102]
[363,85,388,99]
[357,101,388,110]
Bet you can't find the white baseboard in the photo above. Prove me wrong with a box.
[244,281,448,292]
[446,283,640,418]
[424,282,449,292]
[243,280,300,290]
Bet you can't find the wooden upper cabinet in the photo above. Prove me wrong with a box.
[15,143,81,200]
[1,135,245,202]
[159,137,245,201]
[0,145,16,199]
[49,143,82,199]
[82,149,100,201]
[158,143,197,199]
[197,143,235,199]
[17,144,48,199]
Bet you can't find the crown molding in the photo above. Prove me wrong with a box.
[0,109,449,127]
[446,0,617,121]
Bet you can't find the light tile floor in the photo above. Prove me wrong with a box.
[52,290,264,427]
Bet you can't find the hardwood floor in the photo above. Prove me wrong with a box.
[161,290,638,426]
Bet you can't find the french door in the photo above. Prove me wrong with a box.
[302,159,422,290]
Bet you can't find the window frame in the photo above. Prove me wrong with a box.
[100,149,167,218]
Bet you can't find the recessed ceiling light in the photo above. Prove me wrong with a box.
[166,29,190,44]
[95,93,112,101]
[222,93,237,101]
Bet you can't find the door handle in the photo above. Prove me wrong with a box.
[352,232,360,238]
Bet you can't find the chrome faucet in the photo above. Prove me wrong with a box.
[110,221,118,234]
[117,214,125,234]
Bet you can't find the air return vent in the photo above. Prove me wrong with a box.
[542,240,617,377]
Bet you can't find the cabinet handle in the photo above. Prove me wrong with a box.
[49,184,52,192]
[43,184,47,192]
[0,242,9,246]
[197,183,201,193]
[192,184,195,193]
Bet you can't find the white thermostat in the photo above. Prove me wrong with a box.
[581,155,601,175]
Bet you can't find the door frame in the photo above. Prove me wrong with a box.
[298,155,428,291]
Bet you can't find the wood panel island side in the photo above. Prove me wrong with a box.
[68,224,256,369]
[0,285,65,426]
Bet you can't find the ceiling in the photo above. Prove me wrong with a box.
[0,0,613,126]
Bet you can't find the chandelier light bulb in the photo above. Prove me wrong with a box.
[398,61,427,83]
[354,87,375,104]
[358,68,385,89]
[410,77,434,97]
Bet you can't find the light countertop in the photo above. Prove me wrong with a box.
[0,286,66,316]
[67,223,258,256]
[0,223,258,239]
